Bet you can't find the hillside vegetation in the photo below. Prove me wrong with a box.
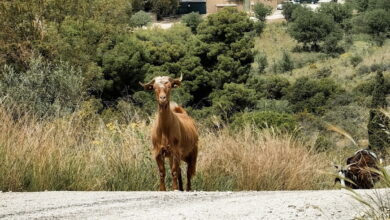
[0,0,389,191]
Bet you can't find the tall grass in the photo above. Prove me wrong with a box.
[0,106,332,191]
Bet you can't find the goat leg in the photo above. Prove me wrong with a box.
[171,155,183,191]
[156,153,166,191]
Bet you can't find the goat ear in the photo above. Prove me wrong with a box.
[139,81,154,90]
[171,74,183,88]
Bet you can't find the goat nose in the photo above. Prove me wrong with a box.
[159,95,166,101]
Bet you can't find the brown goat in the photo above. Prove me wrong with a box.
[140,75,198,191]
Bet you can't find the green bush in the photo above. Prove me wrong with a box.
[289,7,342,51]
[181,12,203,34]
[282,3,301,22]
[247,75,290,99]
[129,11,152,28]
[209,83,258,120]
[253,2,272,22]
[254,52,268,74]
[285,77,342,114]
[363,9,390,45]
[231,111,297,131]
[152,0,178,20]
[350,54,363,67]
[317,2,352,26]
[0,57,84,118]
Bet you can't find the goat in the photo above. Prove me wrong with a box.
[140,74,198,191]
[335,149,380,189]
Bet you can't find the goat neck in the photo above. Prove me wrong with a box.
[157,102,175,131]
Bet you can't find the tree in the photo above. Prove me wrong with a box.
[282,2,301,22]
[317,2,352,29]
[367,71,390,155]
[289,8,342,51]
[191,8,256,107]
[253,2,272,22]
[363,9,390,45]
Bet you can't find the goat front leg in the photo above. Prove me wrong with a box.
[169,155,183,191]
[155,153,166,191]
[171,154,183,191]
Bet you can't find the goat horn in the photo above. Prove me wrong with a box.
[178,73,183,81]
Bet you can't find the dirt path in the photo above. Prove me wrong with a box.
[0,189,387,219]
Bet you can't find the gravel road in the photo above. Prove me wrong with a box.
[0,189,387,219]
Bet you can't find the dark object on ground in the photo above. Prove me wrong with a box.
[335,149,380,189]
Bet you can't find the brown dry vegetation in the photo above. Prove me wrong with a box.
[0,105,332,191]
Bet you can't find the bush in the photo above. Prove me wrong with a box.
[0,57,84,118]
[129,11,152,28]
[363,9,390,45]
[247,75,290,99]
[209,83,258,120]
[285,77,342,114]
[253,2,272,22]
[282,3,301,22]
[254,52,268,74]
[289,8,342,51]
[152,0,178,20]
[231,111,297,131]
[181,12,203,34]
[317,2,352,26]
[350,54,363,67]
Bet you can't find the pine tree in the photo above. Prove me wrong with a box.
[367,71,389,156]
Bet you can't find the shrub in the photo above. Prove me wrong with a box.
[317,2,352,25]
[285,77,342,114]
[350,54,363,67]
[152,0,178,20]
[231,111,297,131]
[181,12,203,34]
[363,9,390,45]
[247,75,290,99]
[253,2,272,22]
[0,57,84,118]
[254,52,268,74]
[129,11,152,28]
[209,83,258,120]
[282,2,301,22]
[289,8,342,51]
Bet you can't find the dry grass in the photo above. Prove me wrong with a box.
[0,106,333,191]
[197,126,331,190]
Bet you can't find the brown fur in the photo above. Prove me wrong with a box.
[339,149,380,189]
[141,76,198,191]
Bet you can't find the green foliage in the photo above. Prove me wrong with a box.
[254,52,268,74]
[277,51,294,73]
[285,77,342,114]
[192,8,255,106]
[209,83,258,120]
[181,12,203,34]
[367,109,390,154]
[371,71,388,108]
[231,111,297,131]
[317,3,352,26]
[247,75,290,100]
[100,35,148,100]
[253,2,272,22]
[0,57,84,118]
[130,11,152,28]
[282,3,301,22]
[289,8,342,52]
[363,9,390,45]
[353,73,390,96]
[349,54,363,67]
[152,0,178,20]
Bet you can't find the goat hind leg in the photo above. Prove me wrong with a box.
[185,148,198,191]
